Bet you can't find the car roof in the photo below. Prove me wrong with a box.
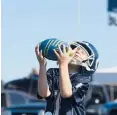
[2,89,27,94]
[90,81,105,86]
[5,101,46,110]
[1,89,37,99]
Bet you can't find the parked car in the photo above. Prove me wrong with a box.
[4,75,38,96]
[2,100,46,115]
[98,100,117,115]
[84,82,110,115]
[1,89,39,110]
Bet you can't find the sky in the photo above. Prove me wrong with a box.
[2,0,117,82]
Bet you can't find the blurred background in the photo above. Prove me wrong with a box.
[1,0,117,115]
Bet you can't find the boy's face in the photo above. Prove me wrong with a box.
[74,47,89,61]
[70,47,89,65]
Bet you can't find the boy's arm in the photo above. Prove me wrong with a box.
[59,63,72,98]
[59,63,90,101]
[53,44,78,98]
[35,44,51,98]
[38,64,51,98]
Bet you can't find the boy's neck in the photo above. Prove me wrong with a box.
[68,64,79,74]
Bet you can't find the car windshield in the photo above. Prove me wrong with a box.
[9,92,26,105]
[91,85,107,104]
[85,85,107,107]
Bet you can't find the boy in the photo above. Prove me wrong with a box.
[35,41,99,115]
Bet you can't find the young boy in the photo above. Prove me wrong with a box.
[35,41,99,115]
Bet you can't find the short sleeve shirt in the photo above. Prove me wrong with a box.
[37,68,91,115]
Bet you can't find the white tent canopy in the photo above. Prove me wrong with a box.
[96,66,117,73]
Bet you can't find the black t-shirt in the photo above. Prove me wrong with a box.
[37,68,91,115]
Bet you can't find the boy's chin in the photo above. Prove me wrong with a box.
[69,60,81,65]
[69,62,78,68]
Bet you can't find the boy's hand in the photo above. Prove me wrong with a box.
[35,44,47,66]
[53,44,77,65]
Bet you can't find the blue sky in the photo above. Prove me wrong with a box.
[2,0,117,82]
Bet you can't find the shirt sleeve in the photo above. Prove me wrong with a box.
[37,68,53,100]
[71,75,91,104]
